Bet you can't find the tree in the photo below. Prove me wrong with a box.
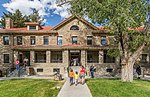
[0,9,44,28]
[28,9,45,26]
[0,9,29,28]
[70,0,150,82]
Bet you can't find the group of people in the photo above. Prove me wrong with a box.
[69,65,85,86]
[15,57,29,70]
[69,65,96,86]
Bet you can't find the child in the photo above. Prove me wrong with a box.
[69,69,74,86]
[74,71,79,86]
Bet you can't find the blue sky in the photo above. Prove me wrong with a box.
[0,0,71,27]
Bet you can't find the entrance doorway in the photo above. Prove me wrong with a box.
[18,51,30,66]
[69,50,81,66]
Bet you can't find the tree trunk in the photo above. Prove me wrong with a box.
[121,43,145,82]
[121,62,133,82]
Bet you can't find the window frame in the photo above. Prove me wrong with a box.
[72,36,78,44]
[35,51,46,63]
[3,54,9,63]
[87,36,93,45]
[51,51,63,63]
[17,36,22,45]
[3,36,9,45]
[29,26,36,30]
[57,36,62,45]
[101,36,107,45]
[70,25,79,30]
[87,51,99,63]
[30,36,36,45]
[43,36,49,45]
[103,50,115,63]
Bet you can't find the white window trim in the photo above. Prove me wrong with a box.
[17,35,23,45]
[3,35,9,46]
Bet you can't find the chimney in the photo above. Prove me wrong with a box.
[5,18,13,29]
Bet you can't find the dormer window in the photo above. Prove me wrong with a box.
[25,22,40,31]
[70,25,79,30]
[29,26,36,30]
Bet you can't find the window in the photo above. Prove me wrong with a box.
[43,36,49,45]
[101,36,107,45]
[35,51,46,63]
[29,26,36,30]
[30,36,36,45]
[53,68,60,73]
[141,54,148,63]
[70,25,79,30]
[57,36,62,45]
[51,51,62,63]
[87,51,99,63]
[17,36,22,45]
[4,54,9,63]
[104,50,115,63]
[3,36,9,45]
[72,36,77,44]
[37,68,43,72]
[87,36,92,45]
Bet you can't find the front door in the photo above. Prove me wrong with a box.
[69,50,81,66]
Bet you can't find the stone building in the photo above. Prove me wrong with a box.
[0,15,149,77]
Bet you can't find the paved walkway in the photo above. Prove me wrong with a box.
[57,78,93,97]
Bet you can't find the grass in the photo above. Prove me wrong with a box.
[87,78,150,97]
[0,79,63,97]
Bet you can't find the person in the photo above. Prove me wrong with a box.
[136,65,141,79]
[79,65,85,85]
[15,59,20,70]
[23,57,28,68]
[74,71,79,86]
[90,64,95,78]
[69,69,74,86]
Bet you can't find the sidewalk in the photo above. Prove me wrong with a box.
[57,78,93,97]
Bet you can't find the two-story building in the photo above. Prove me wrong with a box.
[0,15,149,77]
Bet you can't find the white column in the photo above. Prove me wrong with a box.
[81,50,86,67]
[46,51,51,63]
[99,50,103,64]
[30,51,35,64]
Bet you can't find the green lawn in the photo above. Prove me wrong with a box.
[0,79,63,97]
[87,79,150,97]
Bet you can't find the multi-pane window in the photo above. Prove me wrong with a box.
[17,36,22,45]
[51,51,62,63]
[30,36,36,45]
[57,36,62,45]
[3,36,9,45]
[70,25,79,30]
[35,51,46,63]
[72,36,77,44]
[104,50,115,63]
[43,36,49,45]
[87,51,99,63]
[101,36,107,45]
[4,54,9,63]
[29,26,36,30]
[141,54,148,62]
[87,36,92,45]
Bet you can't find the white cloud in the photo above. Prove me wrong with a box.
[2,0,71,18]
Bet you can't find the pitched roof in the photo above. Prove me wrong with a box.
[52,15,99,30]
[4,26,52,31]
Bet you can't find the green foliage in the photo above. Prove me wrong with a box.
[71,0,150,57]
[29,9,45,26]
[0,79,62,97]
[87,79,150,97]
[0,9,44,28]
